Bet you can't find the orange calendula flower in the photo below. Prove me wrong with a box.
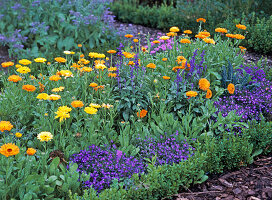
[78,44,82,47]
[89,82,98,88]
[239,46,247,53]
[122,52,135,58]
[93,85,105,91]
[227,83,235,94]
[26,148,36,156]
[236,24,247,30]
[22,85,36,92]
[49,75,61,81]
[108,73,117,78]
[196,18,206,23]
[180,39,191,44]
[170,26,180,32]
[107,50,117,54]
[36,93,50,100]
[162,76,170,80]
[55,57,66,63]
[1,61,14,68]
[128,61,135,66]
[59,70,73,77]
[133,39,139,43]
[17,66,31,74]
[203,38,215,44]
[95,63,107,70]
[125,34,133,38]
[71,100,84,108]
[81,67,93,72]
[0,143,20,157]
[38,82,45,93]
[206,89,212,99]
[186,91,198,97]
[19,59,32,65]
[166,32,176,37]
[233,34,245,40]
[80,54,84,58]
[146,63,156,69]
[162,58,167,61]
[34,58,47,63]
[8,75,22,82]
[199,78,210,91]
[137,109,148,118]
[198,31,210,37]
[215,27,228,33]
[108,67,117,71]
[152,40,160,44]
[0,121,13,132]
[184,30,192,34]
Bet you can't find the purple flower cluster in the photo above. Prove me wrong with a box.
[215,65,272,121]
[135,132,195,166]
[69,144,146,192]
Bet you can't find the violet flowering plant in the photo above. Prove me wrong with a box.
[69,144,146,193]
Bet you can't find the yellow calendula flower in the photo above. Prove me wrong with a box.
[159,36,170,40]
[95,64,107,70]
[59,70,73,77]
[17,66,31,74]
[84,106,98,114]
[34,58,47,63]
[55,110,70,122]
[19,59,32,65]
[52,87,64,92]
[55,57,67,63]
[49,94,61,101]
[169,26,180,33]
[15,132,22,138]
[89,103,101,108]
[37,132,53,142]
[0,121,13,132]
[37,93,50,100]
[186,91,198,97]
[203,38,215,44]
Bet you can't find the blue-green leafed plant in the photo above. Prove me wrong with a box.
[0,0,119,58]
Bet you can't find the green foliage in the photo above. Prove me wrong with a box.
[200,133,254,174]
[0,153,85,199]
[247,15,272,54]
[0,0,119,58]
[244,118,272,155]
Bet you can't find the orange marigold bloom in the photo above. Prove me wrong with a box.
[107,50,117,54]
[162,76,170,80]
[128,61,135,66]
[123,52,135,58]
[26,148,36,156]
[137,109,148,118]
[71,100,84,108]
[55,57,67,63]
[226,34,235,38]
[49,75,61,81]
[236,24,247,30]
[162,58,167,61]
[180,39,191,44]
[184,30,192,34]
[78,44,82,47]
[199,78,210,91]
[19,59,32,65]
[206,89,212,99]
[133,39,139,43]
[81,67,93,72]
[227,83,235,94]
[38,82,45,93]
[196,18,206,23]
[170,26,180,33]
[195,34,207,39]
[1,61,14,68]
[108,73,117,78]
[198,31,210,37]
[152,40,160,44]
[125,34,133,38]
[203,38,215,44]
[80,54,84,58]
[0,143,20,157]
[166,32,176,37]
[0,121,13,132]
[186,91,198,97]
[22,85,36,92]
[146,63,156,69]
[182,60,190,69]
[89,82,98,87]
[8,75,22,83]
[215,27,228,33]
[233,34,245,40]
[108,67,117,71]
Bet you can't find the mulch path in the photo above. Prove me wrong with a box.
[167,154,272,200]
